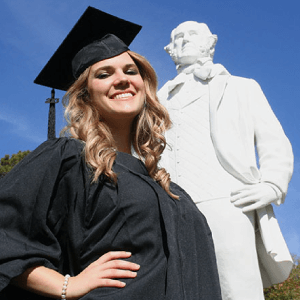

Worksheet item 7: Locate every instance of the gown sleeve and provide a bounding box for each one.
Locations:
[0,137,82,292]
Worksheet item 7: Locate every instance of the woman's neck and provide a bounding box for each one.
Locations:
[108,120,132,154]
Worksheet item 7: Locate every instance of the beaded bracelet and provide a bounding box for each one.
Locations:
[61,274,70,299]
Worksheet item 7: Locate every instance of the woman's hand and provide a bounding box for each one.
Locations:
[12,251,139,299]
[67,251,140,300]
[230,183,278,213]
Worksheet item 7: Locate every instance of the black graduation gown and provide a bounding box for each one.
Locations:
[0,138,221,299]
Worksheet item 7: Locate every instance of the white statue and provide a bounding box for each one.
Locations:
[158,21,294,300]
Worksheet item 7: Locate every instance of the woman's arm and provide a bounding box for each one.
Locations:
[12,251,140,300]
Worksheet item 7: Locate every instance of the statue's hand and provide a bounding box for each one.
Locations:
[230,183,279,213]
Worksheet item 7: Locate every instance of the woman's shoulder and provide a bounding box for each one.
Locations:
[5,138,85,178]
[30,137,84,161]
[37,137,84,152]
[0,138,87,197]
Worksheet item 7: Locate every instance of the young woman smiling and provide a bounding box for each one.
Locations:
[0,7,222,300]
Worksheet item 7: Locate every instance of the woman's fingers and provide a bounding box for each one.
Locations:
[91,251,140,273]
[97,251,132,263]
[86,251,140,277]
[66,251,140,299]
[93,278,127,288]
[98,259,140,272]
[95,267,138,279]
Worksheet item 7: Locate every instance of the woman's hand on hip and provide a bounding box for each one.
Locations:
[67,251,140,299]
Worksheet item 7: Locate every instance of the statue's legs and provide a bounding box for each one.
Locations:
[197,198,265,300]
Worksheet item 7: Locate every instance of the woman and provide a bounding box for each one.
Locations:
[0,7,222,300]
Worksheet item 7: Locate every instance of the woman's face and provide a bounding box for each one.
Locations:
[87,52,146,125]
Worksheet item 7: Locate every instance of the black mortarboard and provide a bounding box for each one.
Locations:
[34,6,142,91]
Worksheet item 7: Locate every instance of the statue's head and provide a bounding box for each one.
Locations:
[165,21,218,67]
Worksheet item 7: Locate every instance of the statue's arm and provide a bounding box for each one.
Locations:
[250,79,293,203]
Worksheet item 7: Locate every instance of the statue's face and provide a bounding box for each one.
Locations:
[172,22,212,65]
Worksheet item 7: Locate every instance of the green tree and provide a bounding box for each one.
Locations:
[264,254,300,299]
[0,150,31,178]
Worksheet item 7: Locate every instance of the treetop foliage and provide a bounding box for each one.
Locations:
[264,254,300,299]
[0,150,31,178]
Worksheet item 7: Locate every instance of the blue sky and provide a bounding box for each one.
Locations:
[0,0,299,256]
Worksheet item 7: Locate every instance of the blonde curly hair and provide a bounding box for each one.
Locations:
[61,50,178,199]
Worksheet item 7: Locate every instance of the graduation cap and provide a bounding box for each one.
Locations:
[34,6,141,140]
[34,6,142,91]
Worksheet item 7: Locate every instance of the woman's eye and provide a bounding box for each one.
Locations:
[97,73,110,79]
[126,69,138,75]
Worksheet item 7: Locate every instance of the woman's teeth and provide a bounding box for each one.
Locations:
[114,93,133,99]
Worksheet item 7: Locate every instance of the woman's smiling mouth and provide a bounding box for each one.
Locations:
[113,92,134,100]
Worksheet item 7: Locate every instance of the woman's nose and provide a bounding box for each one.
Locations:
[113,73,130,86]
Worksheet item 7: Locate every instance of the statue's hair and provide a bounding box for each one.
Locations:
[165,21,218,64]
[61,50,178,199]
